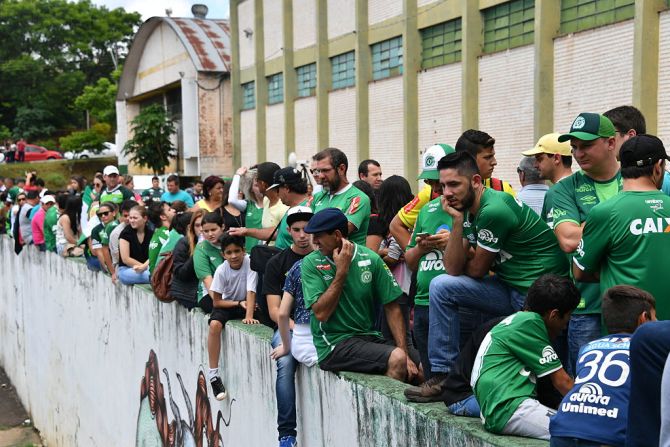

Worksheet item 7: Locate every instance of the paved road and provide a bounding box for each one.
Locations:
[0,367,42,447]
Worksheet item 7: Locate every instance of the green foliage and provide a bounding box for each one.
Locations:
[0,125,10,141]
[32,138,59,150]
[123,104,177,174]
[59,123,112,153]
[74,76,118,126]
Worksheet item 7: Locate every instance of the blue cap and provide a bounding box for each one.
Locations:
[304,208,348,234]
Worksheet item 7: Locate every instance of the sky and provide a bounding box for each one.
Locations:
[91,0,230,21]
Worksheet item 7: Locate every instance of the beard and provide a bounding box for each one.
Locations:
[324,175,341,193]
[455,184,476,211]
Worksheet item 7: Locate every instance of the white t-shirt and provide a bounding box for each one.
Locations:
[209,255,257,301]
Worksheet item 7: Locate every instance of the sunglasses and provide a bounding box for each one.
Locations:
[97,211,111,217]
[94,183,103,188]
[18,198,26,202]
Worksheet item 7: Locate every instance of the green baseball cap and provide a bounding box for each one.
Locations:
[418,144,455,180]
[558,113,616,142]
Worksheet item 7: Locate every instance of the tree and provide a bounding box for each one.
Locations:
[123,105,177,174]
[74,70,120,127]
[59,123,112,153]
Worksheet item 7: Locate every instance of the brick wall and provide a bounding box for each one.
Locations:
[198,75,233,177]
[241,110,257,167]
[293,0,316,50]
[294,97,318,162]
[658,11,670,146]
[264,0,284,61]
[238,0,255,69]
[369,77,405,178]
[327,0,355,40]
[265,104,285,165]
[328,88,358,182]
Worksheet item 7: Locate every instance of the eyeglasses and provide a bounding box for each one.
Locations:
[97,211,111,217]
[311,167,333,175]
[17,198,26,202]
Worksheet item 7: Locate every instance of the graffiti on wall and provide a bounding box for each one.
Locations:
[136,350,235,447]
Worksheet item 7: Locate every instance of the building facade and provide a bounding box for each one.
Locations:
[230,0,670,188]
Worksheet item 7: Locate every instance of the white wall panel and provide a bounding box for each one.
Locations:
[327,0,355,39]
[264,0,284,61]
[328,88,358,181]
[266,104,285,164]
[369,0,403,26]
[369,77,405,179]
[241,110,257,167]
[293,0,317,50]
[238,0,256,69]
[658,12,670,147]
[294,97,318,161]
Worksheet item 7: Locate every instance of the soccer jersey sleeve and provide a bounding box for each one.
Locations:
[193,243,212,280]
[90,224,104,250]
[373,254,403,305]
[397,185,432,228]
[572,203,610,273]
[301,256,327,309]
[474,198,517,252]
[502,181,517,197]
[551,178,581,227]
[508,316,563,377]
[345,193,371,230]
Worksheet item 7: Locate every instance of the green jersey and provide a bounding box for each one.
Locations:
[148,227,170,274]
[43,205,59,252]
[90,223,106,250]
[311,184,370,246]
[244,201,264,250]
[464,188,568,294]
[552,170,622,314]
[275,197,312,250]
[156,229,183,267]
[407,197,453,307]
[101,220,119,246]
[574,191,670,320]
[99,185,134,205]
[194,240,224,300]
[302,243,402,363]
[472,312,562,433]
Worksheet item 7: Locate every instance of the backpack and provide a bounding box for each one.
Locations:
[151,251,176,302]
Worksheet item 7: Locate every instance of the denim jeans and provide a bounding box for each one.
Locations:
[272,330,298,440]
[428,274,525,374]
[446,394,480,417]
[413,305,431,379]
[86,254,102,272]
[567,314,601,373]
[550,436,605,447]
[117,266,150,285]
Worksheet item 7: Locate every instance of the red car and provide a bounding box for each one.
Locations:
[24,144,63,161]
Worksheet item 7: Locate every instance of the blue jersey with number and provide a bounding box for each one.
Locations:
[550,334,631,447]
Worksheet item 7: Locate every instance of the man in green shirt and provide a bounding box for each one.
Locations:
[100,165,134,204]
[310,148,371,246]
[553,112,621,372]
[574,134,670,321]
[268,167,312,250]
[147,201,174,274]
[418,151,568,400]
[302,208,418,382]
[43,200,59,252]
[471,274,578,439]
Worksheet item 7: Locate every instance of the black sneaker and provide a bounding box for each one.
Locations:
[403,372,449,403]
[210,376,227,401]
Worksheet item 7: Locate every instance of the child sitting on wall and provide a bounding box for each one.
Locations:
[207,232,260,401]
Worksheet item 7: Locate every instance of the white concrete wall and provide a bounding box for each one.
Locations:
[264,0,284,61]
[369,77,405,179]
[0,238,526,447]
[266,104,285,164]
[294,97,318,161]
[328,88,358,182]
[238,0,256,69]
[134,22,196,97]
[327,0,355,39]
[479,45,535,190]
[293,0,317,50]
[658,11,670,146]
[554,20,634,134]
[241,110,258,167]
[369,0,403,26]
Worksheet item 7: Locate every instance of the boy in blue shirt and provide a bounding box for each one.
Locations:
[550,285,657,447]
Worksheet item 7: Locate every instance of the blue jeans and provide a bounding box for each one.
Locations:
[550,436,605,447]
[117,266,150,285]
[86,254,102,272]
[567,314,601,373]
[413,305,431,379]
[446,394,480,417]
[272,330,298,440]
[428,274,525,374]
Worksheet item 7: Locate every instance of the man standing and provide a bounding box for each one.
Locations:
[516,156,548,215]
[311,148,371,246]
[100,165,135,205]
[18,190,39,245]
[31,195,55,251]
[141,176,165,204]
[268,167,312,250]
[573,134,670,321]
[358,159,383,190]
[189,180,204,203]
[160,175,194,208]
[455,129,516,196]
[552,112,620,369]
[302,208,418,381]
[415,151,567,399]
[16,137,26,163]
[521,133,573,228]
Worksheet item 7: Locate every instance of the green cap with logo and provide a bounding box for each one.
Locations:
[418,143,455,180]
[558,112,616,143]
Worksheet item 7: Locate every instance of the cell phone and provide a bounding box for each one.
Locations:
[415,232,431,239]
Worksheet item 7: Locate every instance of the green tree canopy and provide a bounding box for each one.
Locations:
[123,104,177,175]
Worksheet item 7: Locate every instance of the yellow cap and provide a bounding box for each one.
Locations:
[522,133,572,157]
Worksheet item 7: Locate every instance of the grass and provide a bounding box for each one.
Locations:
[0,157,116,191]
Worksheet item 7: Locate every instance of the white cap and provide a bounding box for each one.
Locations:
[40,195,56,204]
[103,165,119,176]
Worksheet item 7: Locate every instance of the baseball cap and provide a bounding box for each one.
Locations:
[268,167,303,190]
[255,162,281,186]
[286,205,314,226]
[304,208,348,234]
[103,165,120,176]
[558,113,616,143]
[40,195,55,204]
[522,133,572,157]
[619,134,670,168]
[418,144,456,180]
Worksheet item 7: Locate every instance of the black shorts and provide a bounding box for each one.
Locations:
[208,305,247,325]
[319,335,397,374]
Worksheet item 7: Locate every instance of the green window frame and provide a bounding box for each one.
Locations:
[560,0,635,34]
[267,73,283,105]
[420,18,462,69]
[483,0,535,54]
[331,51,355,90]
[241,81,255,110]
[296,63,317,97]
[371,36,403,80]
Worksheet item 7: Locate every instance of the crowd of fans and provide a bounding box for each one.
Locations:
[2,104,670,447]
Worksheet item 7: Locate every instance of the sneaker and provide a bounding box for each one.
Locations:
[210,376,227,401]
[403,372,449,403]
[279,436,297,447]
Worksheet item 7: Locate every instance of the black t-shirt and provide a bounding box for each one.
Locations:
[119,225,154,267]
[367,214,386,237]
[215,206,245,230]
[262,247,305,297]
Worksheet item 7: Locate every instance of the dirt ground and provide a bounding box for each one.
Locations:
[0,368,42,447]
